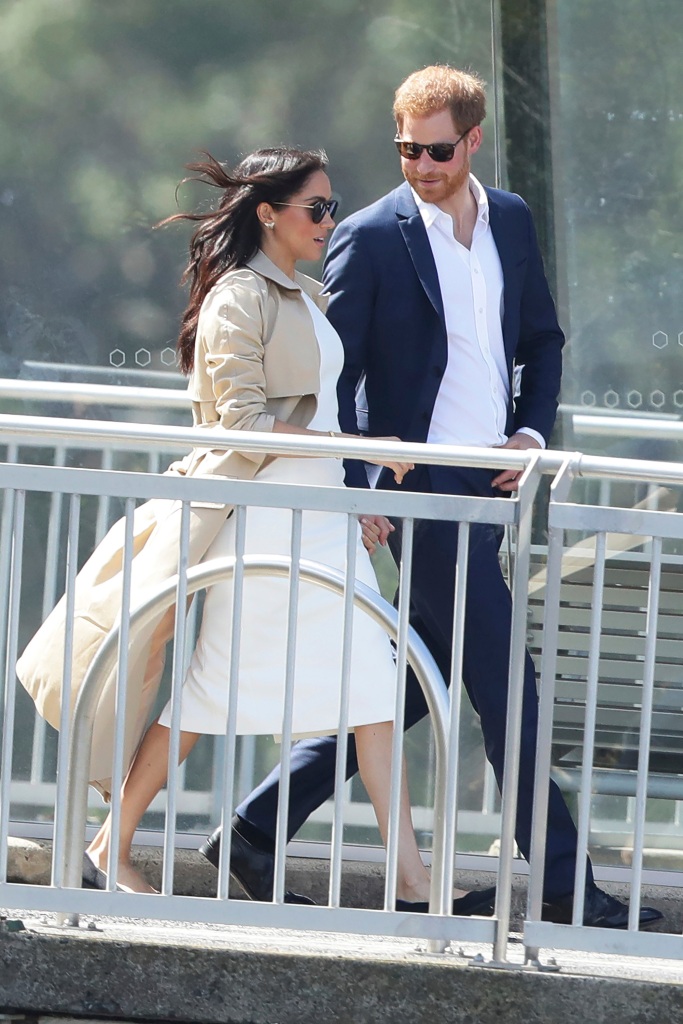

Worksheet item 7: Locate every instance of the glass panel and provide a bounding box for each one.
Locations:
[1,0,498,391]
[544,0,683,870]
[547,0,683,465]
[2,1,503,864]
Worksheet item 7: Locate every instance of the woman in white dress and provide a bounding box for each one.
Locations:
[83,148,485,912]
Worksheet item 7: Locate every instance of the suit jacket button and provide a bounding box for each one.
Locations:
[433,366,442,376]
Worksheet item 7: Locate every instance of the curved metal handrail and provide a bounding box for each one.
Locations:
[61,556,451,939]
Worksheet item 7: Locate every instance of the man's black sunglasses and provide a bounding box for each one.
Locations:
[272,199,339,224]
[393,129,471,162]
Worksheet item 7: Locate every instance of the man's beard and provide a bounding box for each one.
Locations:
[405,157,470,205]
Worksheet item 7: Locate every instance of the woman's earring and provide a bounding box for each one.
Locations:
[264,221,275,230]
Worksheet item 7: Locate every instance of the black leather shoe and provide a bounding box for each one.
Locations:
[396,886,496,916]
[542,884,663,929]
[199,826,316,905]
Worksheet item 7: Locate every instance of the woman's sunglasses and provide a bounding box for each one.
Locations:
[273,199,339,224]
[394,129,471,163]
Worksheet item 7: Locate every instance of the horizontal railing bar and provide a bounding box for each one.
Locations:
[0,463,518,524]
[573,413,683,439]
[0,378,187,410]
[19,363,186,387]
[3,411,683,486]
[0,882,496,941]
[524,920,683,958]
[551,767,683,800]
[0,412,540,470]
[549,502,683,540]
[577,453,683,485]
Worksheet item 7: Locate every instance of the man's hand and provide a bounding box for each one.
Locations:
[491,433,542,492]
[359,514,395,555]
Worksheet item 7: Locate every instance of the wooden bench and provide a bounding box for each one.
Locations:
[526,553,683,797]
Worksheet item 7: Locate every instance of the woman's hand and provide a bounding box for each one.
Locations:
[365,436,414,485]
[359,515,395,555]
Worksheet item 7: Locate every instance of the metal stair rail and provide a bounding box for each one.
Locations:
[60,555,455,950]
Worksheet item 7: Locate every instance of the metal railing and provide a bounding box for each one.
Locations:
[0,388,504,852]
[1,406,683,966]
[3,376,683,856]
[1,419,529,956]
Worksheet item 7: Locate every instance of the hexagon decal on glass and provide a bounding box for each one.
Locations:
[604,389,620,408]
[627,390,642,408]
[161,347,177,366]
[580,390,596,406]
[109,349,125,367]
[678,332,683,347]
[135,348,151,367]
[674,390,683,408]
[652,331,668,349]
[650,390,666,408]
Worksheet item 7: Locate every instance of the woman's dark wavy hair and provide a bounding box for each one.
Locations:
[161,147,328,374]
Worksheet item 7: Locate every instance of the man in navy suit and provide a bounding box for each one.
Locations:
[205,66,661,928]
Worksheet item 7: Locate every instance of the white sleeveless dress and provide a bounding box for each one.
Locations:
[158,292,397,737]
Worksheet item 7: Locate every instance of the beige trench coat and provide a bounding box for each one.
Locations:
[17,251,328,799]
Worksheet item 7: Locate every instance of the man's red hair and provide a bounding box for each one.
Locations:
[393,65,487,133]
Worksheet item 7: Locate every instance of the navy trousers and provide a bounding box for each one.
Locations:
[235,464,591,900]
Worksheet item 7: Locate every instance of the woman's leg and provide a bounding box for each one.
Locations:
[86,719,201,893]
[353,721,467,903]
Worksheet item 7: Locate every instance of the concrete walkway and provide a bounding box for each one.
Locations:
[2,907,683,1024]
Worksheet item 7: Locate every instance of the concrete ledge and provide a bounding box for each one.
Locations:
[2,923,683,1024]
[7,836,53,884]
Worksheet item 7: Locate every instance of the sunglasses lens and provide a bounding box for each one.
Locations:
[311,200,338,223]
[428,144,456,162]
[396,141,421,160]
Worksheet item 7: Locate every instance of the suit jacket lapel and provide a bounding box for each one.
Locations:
[394,183,445,322]
[486,192,515,358]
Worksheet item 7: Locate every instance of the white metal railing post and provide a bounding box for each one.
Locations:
[328,515,359,908]
[524,454,579,963]
[273,511,303,905]
[492,453,544,964]
[53,494,82,914]
[386,518,413,916]
[629,538,663,928]
[216,505,247,903]
[0,489,25,883]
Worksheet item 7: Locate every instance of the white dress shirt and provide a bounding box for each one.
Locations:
[414,176,545,450]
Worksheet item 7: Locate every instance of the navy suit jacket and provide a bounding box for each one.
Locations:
[322,180,564,489]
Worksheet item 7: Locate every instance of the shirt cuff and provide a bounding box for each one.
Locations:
[516,427,546,450]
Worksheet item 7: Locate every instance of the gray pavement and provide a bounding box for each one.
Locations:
[2,907,683,1024]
